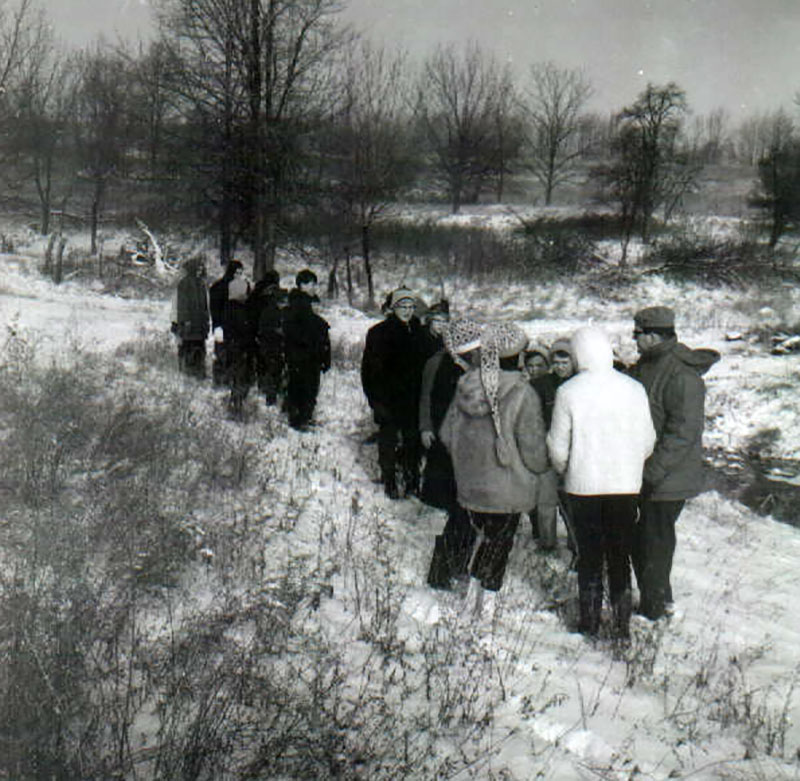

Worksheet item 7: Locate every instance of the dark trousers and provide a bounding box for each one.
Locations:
[427,504,476,588]
[469,511,520,592]
[420,440,457,510]
[212,341,231,386]
[257,349,284,404]
[633,499,684,619]
[227,340,254,413]
[286,363,321,429]
[569,494,638,635]
[178,339,206,379]
[378,421,420,493]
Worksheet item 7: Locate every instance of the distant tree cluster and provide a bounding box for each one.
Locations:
[0,0,798,279]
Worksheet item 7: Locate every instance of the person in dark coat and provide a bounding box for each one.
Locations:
[630,306,720,621]
[171,256,210,379]
[209,260,241,387]
[249,269,288,405]
[361,287,428,499]
[220,260,253,419]
[283,269,331,430]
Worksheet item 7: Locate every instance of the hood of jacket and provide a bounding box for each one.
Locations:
[642,338,720,376]
[571,326,614,373]
[455,368,520,417]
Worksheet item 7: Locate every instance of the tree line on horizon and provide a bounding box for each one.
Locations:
[0,0,799,289]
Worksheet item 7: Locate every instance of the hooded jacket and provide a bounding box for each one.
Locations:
[439,368,548,513]
[632,337,720,500]
[547,327,656,496]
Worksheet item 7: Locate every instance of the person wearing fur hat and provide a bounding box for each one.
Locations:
[283,269,331,430]
[171,256,210,379]
[547,327,656,640]
[361,287,428,498]
[630,306,720,621]
[439,321,549,620]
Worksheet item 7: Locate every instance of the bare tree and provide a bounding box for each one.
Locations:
[416,42,510,213]
[74,47,131,255]
[598,82,695,259]
[522,61,592,205]
[158,0,347,279]
[327,42,415,307]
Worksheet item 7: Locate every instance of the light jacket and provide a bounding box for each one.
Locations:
[547,327,656,496]
[440,368,548,513]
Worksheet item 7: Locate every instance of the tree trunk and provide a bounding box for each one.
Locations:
[90,178,105,256]
[361,223,375,308]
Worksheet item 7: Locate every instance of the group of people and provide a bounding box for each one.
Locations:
[361,288,719,641]
[171,258,331,429]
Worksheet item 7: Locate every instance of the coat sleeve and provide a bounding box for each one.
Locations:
[439,398,456,454]
[360,327,382,407]
[644,370,704,487]
[419,352,443,433]
[515,385,549,474]
[320,318,331,371]
[546,387,572,475]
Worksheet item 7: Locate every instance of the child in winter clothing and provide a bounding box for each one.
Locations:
[440,321,549,619]
[547,327,656,640]
[283,269,331,430]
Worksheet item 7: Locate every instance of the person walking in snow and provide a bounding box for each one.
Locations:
[630,306,720,621]
[249,269,288,406]
[171,256,210,379]
[361,287,428,499]
[547,327,656,640]
[440,321,549,620]
[282,269,331,430]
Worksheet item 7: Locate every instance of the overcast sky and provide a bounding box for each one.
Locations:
[49,0,800,121]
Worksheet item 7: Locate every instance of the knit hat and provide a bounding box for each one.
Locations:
[425,299,450,321]
[389,287,416,308]
[549,337,572,359]
[634,306,675,330]
[296,268,317,287]
[524,342,550,366]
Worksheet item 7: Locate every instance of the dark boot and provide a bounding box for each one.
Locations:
[383,477,399,500]
[427,535,451,589]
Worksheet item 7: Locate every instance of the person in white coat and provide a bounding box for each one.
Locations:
[547,327,656,640]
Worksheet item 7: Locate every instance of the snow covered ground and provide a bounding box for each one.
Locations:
[2,221,800,779]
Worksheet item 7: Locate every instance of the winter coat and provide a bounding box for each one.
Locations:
[173,274,209,341]
[361,313,428,427]
[250,283,287,356]
[531,372,567,430]
[419,350,464,435]
[547,328,656,496]
[439,368,549,514]
[632,337,720,501]
[283,289,331,373]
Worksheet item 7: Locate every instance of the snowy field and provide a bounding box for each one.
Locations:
[2,215,800,779]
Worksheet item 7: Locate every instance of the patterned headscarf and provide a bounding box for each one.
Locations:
[445,319,527,466]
